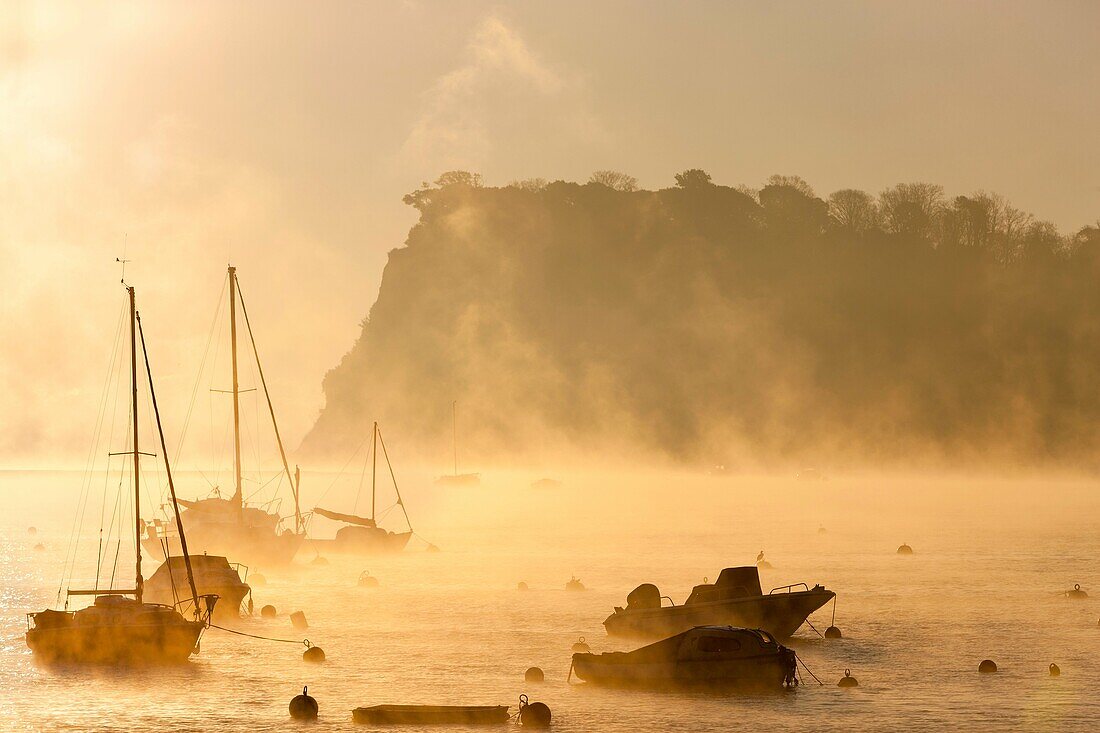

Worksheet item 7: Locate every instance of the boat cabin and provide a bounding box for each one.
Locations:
[685,567,763,604]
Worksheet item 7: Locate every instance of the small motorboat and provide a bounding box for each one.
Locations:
[352,705,510,724]
[145,555,249,622]
[571,626,797,689]
[603,566,834,639]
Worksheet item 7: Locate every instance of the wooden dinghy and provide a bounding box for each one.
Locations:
[352,705,510,725]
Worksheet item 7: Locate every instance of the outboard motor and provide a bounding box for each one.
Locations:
[625,583,661,611]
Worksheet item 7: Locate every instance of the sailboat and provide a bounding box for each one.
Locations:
[314,422,413,553]
[435,401,480,486]
[142,265,305,565]
[26,286,217,664]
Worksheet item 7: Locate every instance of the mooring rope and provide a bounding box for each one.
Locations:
[804,617,826,639]
[795,654,824,686]
[209,623,310,646]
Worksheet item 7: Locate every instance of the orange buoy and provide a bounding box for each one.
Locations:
[979,659,997,674]
[837,669,858,687]
[289,686,318,719]
[571,636,590,653]
[261,604,277,619]
[524,666,544,682]
[303,645,326,663]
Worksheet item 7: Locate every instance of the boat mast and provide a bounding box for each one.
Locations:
[228,265,243,520]
[371,422,378,521]
[137,312,201,615]
[129,286,144,604]
[452,400,458,476]
[234,270,301,534]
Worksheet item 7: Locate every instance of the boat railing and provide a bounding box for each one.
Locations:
[660,595,677,607]
[768,582,810,594]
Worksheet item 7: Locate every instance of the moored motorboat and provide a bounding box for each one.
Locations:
[603,566,834,639]
[571,626,797,689]
[145,555,250,622]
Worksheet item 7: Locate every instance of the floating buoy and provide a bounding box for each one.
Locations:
[289,685,318,720]
[518,695,551,728]
[27,526,37,536]
[897,543,914,555]
[756,560,773,569]
[426,543,441,553]
[837,668,858,687]
[303,644,326,663]
[517,581,529,591]
[310,555,329,566]
[525,666,544,682]
[1066,584,1088,599]
[818,526,827,534]
[978,659,997,674]
[358,571,379,588]
[250,572,267,587]
[33,543,45,551]
[565,576,585,591]
[571,636,590,653]
[1049,663,1060,677]
[825,626,843,639]
[290,611,308,630]
[261,604,277,619]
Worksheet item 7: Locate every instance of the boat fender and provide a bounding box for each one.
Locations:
[525,667,544,682]
[289,685,319,720]
[978,659,997,674]
[291,611,308,630]
[261,604,277,619]
[247,597,254,615]
[250,572,267,587]
[303,642,326,663]
[1049,663,1060,677]
[518,695,551,728]
[571,636,590,653]
[824,626,843,639]
[837,669,858,687]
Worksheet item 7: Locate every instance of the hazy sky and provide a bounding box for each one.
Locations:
[2,0,1098,464]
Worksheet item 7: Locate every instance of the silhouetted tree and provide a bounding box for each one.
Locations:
[589,170,638,191]
[879,183,944,241]
[674,169,713,188]
[827,189,880,232]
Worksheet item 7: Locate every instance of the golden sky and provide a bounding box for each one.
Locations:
[1,0,1098,463]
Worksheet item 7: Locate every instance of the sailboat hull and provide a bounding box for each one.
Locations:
[26,598,204,665]
[331,527,413,554]
[145,522,304,566]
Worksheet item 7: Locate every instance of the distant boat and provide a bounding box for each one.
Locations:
[26,285,216,664]
[143,266,306,566]
[530,478,561,489]
[353,706,510,725]
[603,566,834,640]
[145,555,250,622]
[435,401,480,486]
[571,626,797,689]
[314,421,413,554]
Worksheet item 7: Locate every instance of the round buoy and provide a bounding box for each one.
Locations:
[28,526,37,536]
[1049,663,1060,677]
[818,526,826,534]
[303,645,326,663]
[426,543,441,553]
[358,571,379,588]
[825,625,843,639]
[518,698,551,728]
[289,686,318,720]
[571,636,590,653]
[250,572,267,587]
[310,555,329,566]
[837,668,858,687]
[897,543,914,555]
[517,581,529,591]
[978,659,997,674]
[290,611,308,630]
[565,576,585,591]
[1067,584,1088,599]
[525,666,545,682]
[33,543,45,551]
[261,604,277,619]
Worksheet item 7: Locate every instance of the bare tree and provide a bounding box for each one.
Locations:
[510,178,548,192]
[435,170,483,187]
[589,170,638,192]
[878,183,944,239]
[766,174,815,198]
[827,189,880,232]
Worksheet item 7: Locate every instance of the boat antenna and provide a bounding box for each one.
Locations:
[228,265,244,521]
[128,285,144,604]
[233,269,301,534]
[137,311,201,616]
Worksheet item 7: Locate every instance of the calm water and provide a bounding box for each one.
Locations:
[2,469,1099,731]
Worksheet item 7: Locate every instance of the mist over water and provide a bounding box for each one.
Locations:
[4,468,1099,731]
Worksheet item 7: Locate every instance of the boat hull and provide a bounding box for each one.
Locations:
[144,523,304,567]
[331,526,413,554]
[572,651,792,690]
[27,610,203,665]
[604,589,834,640]
[144,556,250,622]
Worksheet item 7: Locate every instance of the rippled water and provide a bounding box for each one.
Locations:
[3,469,1099,731]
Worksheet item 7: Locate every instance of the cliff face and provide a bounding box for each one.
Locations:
[302,178,1100,469]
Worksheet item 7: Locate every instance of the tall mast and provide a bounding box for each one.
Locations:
[452,400,458,476]
[234,271,301,534]
[129,286,143,603]
[137,313,200,615]
[371,422,378,521]
[228,265,243,518]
